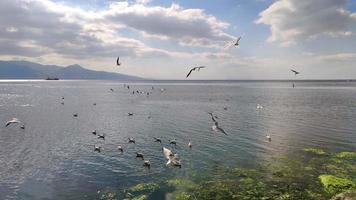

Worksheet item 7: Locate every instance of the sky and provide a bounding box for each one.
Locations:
[0,0,355,79]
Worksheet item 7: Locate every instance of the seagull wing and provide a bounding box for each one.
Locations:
[117,56,120,66]
[216,125,228,135]
[224,40,235,49]
[208,112,217,122]
[186,68,195,78]
[236,36,241,43]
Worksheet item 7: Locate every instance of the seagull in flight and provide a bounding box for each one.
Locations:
[208,112,227,135]
[5,118,21,127]
[186,66,206,78]
[291,69,300,76]
[162,147,181,168]
[225,36,242,49]
[116,56,121,66]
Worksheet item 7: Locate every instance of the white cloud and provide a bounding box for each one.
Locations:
[256,0,356,46]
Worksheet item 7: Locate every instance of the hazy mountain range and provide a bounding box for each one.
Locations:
[0,60,142,80]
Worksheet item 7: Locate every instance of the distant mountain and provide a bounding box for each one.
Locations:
[0,60,143,80]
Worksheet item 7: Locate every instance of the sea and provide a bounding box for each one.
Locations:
[0,80,355,199]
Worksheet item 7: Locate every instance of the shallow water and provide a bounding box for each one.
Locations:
[0,80,355,199]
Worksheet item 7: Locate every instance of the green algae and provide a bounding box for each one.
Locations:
[319,175,356,194]
[132,194,148,200]
[304,147,326,155]
[110,149,356,200]
[128,183,159,193]
[335,152,356,159]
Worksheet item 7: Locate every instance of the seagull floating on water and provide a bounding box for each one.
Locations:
[257,104,263,109]
[128,138,135,143]
[97,134,105,140]
[266,134,271,142]
[136,152,144,160]
[118,145,123,152]
[73,113,78,117]
[128,112,134,116]
[110,88,114,92]
[186,66,206,78]
[94,145,101,152]
[143,160,151,168]
[154,137,162,143]
[5,118,21,127]
[169,139,177,146]
[188,140,192,148]
[208,112,228,135]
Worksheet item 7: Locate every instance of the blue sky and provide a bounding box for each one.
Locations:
[0,0,355,79]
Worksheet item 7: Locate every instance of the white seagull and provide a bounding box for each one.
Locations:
[225,36,241,49]
[162,147,181,167]
[257,104,263,109]
[5,118,21,127]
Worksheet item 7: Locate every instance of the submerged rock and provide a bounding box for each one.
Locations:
[331,192,356,200]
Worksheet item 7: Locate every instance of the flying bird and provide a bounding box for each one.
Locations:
[5,118,21,127]
[116,56,121,66]
[186,66,206,78]
[208,112,228,135]
[291,69,300,76]
[162,147,181,168]
[225,36,242,49]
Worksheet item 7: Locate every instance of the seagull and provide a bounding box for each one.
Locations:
[128,113,134,116]
[5,118,21,127]
[266,134,271,142]
[153,137,162,143]
[291,69,300,76]
[186,66,206,78]
[188,140,192,148]
[208,112,227,135]
[62,96,64,100]
[136,152,144,160]
[163,147,181,168]
[93,103,96,106]
[143,160,151,168]
[94,145,101,152]
[169,139,177,146]
[116,56,121,66]
[73,113,78,117]
[223,106,228,111]
[110,88,114,92]
[97,134,105,140]
[20,125,25,129]
[225,36,241,49]
[128,138,135,143]
[61,102,64,105]
[118,145,123,152]
[257,104,263,109]
[92,130,97,135]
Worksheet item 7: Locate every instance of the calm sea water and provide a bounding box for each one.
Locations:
[0,80,355,199]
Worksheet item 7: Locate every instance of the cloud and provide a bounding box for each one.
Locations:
[0,0,233,64]
[104,2,234,47]
[256,0,356,46]
[316,53,356,63]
